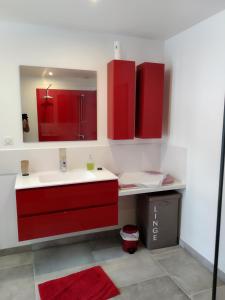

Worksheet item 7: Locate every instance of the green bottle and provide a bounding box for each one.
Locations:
[87,155,95,171]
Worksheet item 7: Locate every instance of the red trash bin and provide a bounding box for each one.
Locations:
[120,225,139,254]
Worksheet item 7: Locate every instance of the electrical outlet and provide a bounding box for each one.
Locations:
[3,136,14,146]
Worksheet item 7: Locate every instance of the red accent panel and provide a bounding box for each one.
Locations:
[16,180,118,217]
[36,89,97,141]
[136,62,165,139]
[18,204,118,241]
[107,60,136,140]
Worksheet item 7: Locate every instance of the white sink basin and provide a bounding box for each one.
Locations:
[15,168,118,190]
[38,169,96,184]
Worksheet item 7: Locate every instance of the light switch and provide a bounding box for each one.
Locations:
[3,136,14,146]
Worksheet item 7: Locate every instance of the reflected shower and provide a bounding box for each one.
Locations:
[43,84,53,99]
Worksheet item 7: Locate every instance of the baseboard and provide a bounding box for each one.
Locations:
[180,239,225,282]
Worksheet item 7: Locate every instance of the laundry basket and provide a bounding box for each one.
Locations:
[120,225,139,254]
[137,191,181,250]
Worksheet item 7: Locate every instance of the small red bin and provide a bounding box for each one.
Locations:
[120,225,139,254]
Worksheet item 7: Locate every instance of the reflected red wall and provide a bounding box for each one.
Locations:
[36,89,97,141]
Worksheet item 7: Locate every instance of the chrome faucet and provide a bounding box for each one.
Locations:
[59,148,67,172]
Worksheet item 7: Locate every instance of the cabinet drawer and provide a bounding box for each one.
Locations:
[17,204,118,241]
[16,180,118,217]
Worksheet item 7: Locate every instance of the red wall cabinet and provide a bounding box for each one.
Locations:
[107,60,136,140]
[16,180,118,241]
[136,62,165,139]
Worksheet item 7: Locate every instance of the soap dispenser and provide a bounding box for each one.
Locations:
[86,155,95,171]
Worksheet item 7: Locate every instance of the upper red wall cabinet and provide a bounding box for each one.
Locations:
[107,60,136,140]
[136,62,165,139]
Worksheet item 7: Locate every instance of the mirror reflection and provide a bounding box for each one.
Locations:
[20,66,97,142]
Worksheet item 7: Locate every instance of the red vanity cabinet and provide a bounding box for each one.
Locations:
[136,62,165,139]
[16,180,118,241]
[107,59,136,140]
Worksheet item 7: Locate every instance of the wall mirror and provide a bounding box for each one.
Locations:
[20,66,97,142]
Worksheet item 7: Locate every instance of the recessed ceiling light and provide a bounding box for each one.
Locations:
[48,71,53,76]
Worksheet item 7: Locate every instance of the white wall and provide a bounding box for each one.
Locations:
[0,143,164,249]
[165,10,225,271]
[0,175,18,249]
[0,21,164,148]
[0,21,167,249]
[0,143,187,249]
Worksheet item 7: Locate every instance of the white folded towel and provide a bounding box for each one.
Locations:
[118,171,165,187]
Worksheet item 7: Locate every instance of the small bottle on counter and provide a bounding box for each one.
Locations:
[86,155,95,171]
[21,160,29,176]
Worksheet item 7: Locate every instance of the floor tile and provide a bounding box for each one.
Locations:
[192,286,225,300]
[150,245,181,256]
[89,236,128,262]
[92,246,128,262]
[0,264,35,300]
[111,276,190,300]
[33,242,94,277]
[88,236,122,251]
[102,248,166,288]
[1,238,222,300]
[155,248,223,296]
[0,252,33,270]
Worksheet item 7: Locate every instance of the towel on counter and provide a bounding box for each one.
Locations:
[38,266,120,300]
[118,171,166,187]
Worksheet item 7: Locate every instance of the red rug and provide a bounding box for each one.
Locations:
[38,266,120,300]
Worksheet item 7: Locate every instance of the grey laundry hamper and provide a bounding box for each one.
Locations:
[137,191,182,250]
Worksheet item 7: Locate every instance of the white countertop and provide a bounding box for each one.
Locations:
[15,168,118,190]
[15,168,186,196]
[119,181,186,196]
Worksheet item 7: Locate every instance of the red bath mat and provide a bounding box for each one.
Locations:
[38,266,120,300]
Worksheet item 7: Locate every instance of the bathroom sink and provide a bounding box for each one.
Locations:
[38,169,96,184]
[15,168,118,190]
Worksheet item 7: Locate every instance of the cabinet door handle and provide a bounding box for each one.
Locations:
[78,134,85,140]
[80,94,85,121]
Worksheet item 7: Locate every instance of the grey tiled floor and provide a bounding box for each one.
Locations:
[0,238,224,300]
[33,242,94,276]
[0,264,35,300]
[192,286,225,300]
[111,276,190,300]
[153,247,224,296]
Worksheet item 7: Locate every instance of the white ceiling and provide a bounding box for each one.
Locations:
[0,0,225,39]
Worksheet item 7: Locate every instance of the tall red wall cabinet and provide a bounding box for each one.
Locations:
[136,62,165,139]
[107,60,136,139]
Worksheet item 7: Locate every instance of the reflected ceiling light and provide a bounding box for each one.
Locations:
[48,71,53,76]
